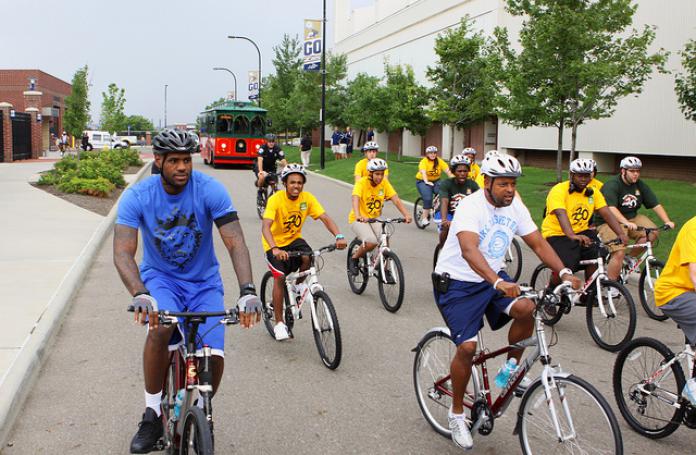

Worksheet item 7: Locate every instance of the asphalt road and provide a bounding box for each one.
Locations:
[5,157,696,454]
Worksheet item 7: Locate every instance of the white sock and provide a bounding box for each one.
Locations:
[449,406,465,417]
[145,390,162,417]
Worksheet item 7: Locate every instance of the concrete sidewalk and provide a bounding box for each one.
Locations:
[0,152,150,445]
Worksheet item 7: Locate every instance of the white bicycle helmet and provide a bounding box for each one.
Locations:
[480,153,522,178]
[425,145,438,154]
[484,149,501,159]
[450,154,472,169]
[462,147,477,156]
[366,158,388,172]
[620,156,642,170]
[569,158,595,174]
[280,163,306,181]
[362,141,379,152]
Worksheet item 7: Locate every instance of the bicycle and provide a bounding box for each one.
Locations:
[255,172,278,220]
[529,239,637,352]
[613,335,696,439]
[346,218,406,312]
[609,224,672,321]
[260,244,342,369]
[414,193,440,229]
[127,306,240,454]
[413,284,624,453]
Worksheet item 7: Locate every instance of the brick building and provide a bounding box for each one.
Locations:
[0,70,72,151]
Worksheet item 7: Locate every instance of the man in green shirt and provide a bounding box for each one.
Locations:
[598,156,676,279]
[436,154,480,246]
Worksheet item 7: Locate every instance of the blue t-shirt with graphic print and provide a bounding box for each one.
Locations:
[116,171,236,283]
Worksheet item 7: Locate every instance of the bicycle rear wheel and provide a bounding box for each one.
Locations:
[504,237,523,282]
[638,260,668,321]
[518,374,623,454]
[311,291,342,370]
[529,264,564,326]
[414,197,428,229]
[377,251,405,312]
[346,238,369,294]
[586,279,636,352]
[413,330,457,437]
[161,353,180,453]
[613,337,685,439]
[180,407,213,455]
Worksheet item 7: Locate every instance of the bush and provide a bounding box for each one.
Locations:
[55,156,79,174]
[57,176,115,197]
[37,170,60,185]
[100,148,143,169]
[78,150,101,160]
[77,159,126,187]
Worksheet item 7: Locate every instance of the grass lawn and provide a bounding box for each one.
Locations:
[283,145,695,259]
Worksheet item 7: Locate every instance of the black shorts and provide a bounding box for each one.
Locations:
[546,229,600,272]
[265,238,312,278]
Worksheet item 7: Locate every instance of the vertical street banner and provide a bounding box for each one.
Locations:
[303,19,322,72]
[248,70,259,100]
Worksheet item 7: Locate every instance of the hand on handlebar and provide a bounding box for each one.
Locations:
[561,274,582,290]
[665,221,675,230]
[570,234,592,247]
[356,216,368,223]
[335,238,348,250]
[272,247,289,261]
[496,281,521,298]
[618,232,630,246]
[132,293,159,329]
[403,215,413,224]
[623,222,638,231]
[236,294,262,328]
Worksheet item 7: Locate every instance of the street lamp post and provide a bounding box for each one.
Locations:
[320,0,327,169]
[227,35,262,107]
[164,84,168,129]
[212,67,238,100]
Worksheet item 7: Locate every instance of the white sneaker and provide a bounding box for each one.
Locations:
[603,287,621,299]
[274,322,289,341]
[448,408,473,450]
[682,378,696,405]
[420,216,430,226]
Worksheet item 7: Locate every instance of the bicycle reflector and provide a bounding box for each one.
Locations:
[186,357,197,388]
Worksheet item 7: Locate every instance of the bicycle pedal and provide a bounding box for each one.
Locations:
[152,439,166,451]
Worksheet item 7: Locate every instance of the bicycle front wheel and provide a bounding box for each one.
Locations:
[529,264,564,326]
[180,407,213,455]
[518,374,623,454]
[311,291,342,370]
[586,279,637,352]
[413,330,457,437]
[414,197,427,229]
[346,238,369,294]
[256,188,267,220]
[505,237,523,282]
[638,260,668,321]
[260,271,292,338]
[613,337,685,439]
[377,251,405,312]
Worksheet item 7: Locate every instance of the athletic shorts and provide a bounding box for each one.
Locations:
[433,212,453,233]
[546,229,600,272]
[143,273,225,357]
[597,214,657,252]
[436,271,514,346]
[659,292,696,345]
[350,221,380,244]
[265,238,312,278]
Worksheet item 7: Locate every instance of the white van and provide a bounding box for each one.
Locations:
[83,131,129,150]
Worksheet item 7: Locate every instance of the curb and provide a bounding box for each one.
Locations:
[0,160,153,447]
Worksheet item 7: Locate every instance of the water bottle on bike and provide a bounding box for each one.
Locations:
[494,358,518,388]
[173,389,185,421]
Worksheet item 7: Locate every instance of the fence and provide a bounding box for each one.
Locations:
[11,112,31,160]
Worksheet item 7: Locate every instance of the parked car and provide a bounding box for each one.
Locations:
[83,131,129,150]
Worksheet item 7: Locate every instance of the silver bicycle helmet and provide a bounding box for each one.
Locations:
[480,153,522,178]
[425,145,438,154]
[366,158,388,172]
[462,147,477,156]
[362,141,379,152]
[280,163,306,182]
[449,154,472,170]
[620,156,642,170]
[569,158,595,174]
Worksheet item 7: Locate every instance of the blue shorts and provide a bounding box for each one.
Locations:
[144,274,226,357]
[433,212,453,232]
[436,271,514,346]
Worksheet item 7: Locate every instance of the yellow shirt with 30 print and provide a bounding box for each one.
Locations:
[415,157,448,182]
[348,176,397,223]
[655,216,696,306]
[541,181,607,238]
[262,191,325,251]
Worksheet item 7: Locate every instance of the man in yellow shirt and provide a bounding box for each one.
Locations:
[541,159,627,285]
[262,164,347,340]
[354,141,389,183]
[654,215,696,403]
[348,158,411,273]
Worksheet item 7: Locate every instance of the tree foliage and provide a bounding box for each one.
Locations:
[494,0,666,181]
[344,73,389,132]
[63,65,91,137]
[205,97,226,110]
[125,115,154,132]
[383,63,430,157]
[264,34,303,133]
[100,83,127,132]
[675,39,696,123]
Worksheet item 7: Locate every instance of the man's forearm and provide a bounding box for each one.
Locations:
[440,198,449,221]
[652,205,670,224]
[219,221,254,289]
[114,253,147,296]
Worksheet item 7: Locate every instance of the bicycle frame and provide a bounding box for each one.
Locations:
[635,344,695,410]
[576,255,618,318]
[282,260,327,333]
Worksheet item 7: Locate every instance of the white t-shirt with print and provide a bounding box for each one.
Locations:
[435,190,537,283]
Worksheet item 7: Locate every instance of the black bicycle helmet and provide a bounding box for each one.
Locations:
[265,133,277,142]
[152,129,198,154]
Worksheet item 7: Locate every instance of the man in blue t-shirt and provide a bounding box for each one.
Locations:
[114,129,262,454]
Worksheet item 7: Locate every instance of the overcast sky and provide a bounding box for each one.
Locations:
[1,0,375,127]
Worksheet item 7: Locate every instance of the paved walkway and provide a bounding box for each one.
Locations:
[0,150,149,445]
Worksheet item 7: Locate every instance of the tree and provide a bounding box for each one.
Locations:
[264,34,303,137]
[383,63,431,159]
[205,97,226,110]
[63,65,91,138]
[427,17,499,158]
[100,83,127,132]
[125,115,155,132]
[675,39,696,122]
[494,0,667,181]
[344,73,390,143]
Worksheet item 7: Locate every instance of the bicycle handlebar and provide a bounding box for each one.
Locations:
[625,224,671,233]
[127,306,240,325]
[365,217,406,224]
[285,244,337,257]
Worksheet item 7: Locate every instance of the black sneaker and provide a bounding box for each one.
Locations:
[348,256,359,276]
[130,407,163,454]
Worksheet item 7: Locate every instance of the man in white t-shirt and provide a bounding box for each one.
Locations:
[434,153,580,451]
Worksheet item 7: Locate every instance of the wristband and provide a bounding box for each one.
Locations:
[335,234,345,240]
[134,290,150,297]
[239,283,256,297]
[559,268,573,279]
[492,278,504,290]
